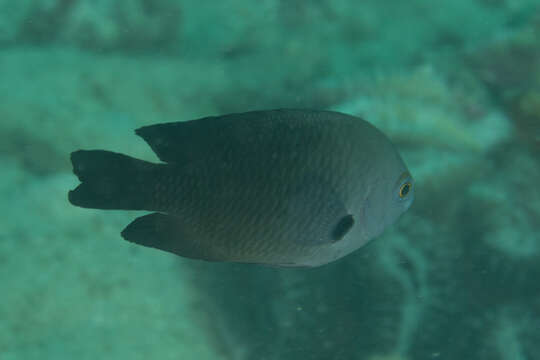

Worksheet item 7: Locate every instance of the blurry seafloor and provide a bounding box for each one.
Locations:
[1,1,539,360]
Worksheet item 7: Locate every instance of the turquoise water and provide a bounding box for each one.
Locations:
[1,1,539,359]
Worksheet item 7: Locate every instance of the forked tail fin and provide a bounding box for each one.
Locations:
[68,150,157,210]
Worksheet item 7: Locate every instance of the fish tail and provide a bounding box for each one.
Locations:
[68,150,158,210]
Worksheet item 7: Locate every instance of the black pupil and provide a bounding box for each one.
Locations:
[401,183,410,196]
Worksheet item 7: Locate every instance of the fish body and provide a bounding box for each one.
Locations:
[69,109,414,267]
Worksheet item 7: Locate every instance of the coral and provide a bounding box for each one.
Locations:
[469,26,540,152]
[2,1,540,359]
[0,0,183,51]
[369,355,407,360]
[189,60,539,360]
[0,47,228,173]
[491,306,540,360]
[335,66,511,154]
[0,159,223,359]
[63,0,183,51]
[0,0,33,44]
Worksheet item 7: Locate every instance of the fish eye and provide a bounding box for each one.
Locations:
[399,182,412,198]
[395,171,413,201]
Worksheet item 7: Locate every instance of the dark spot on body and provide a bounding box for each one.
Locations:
[332,214,354,242]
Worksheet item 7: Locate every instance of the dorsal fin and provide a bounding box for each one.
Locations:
[134,109,352,164]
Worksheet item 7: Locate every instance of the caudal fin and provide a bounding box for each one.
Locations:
[68,150,157,210]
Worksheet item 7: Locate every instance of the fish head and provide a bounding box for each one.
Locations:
[361,165,414,241]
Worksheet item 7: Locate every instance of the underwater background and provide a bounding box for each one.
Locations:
[1,1,539,359]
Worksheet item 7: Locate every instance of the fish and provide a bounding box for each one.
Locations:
[68,109,414,267]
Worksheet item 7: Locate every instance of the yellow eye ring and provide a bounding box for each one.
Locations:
[399,182,412,198]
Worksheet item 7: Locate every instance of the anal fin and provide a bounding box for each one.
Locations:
[121,213,220,262]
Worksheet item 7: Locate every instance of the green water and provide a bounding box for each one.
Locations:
[1,1,539,359]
